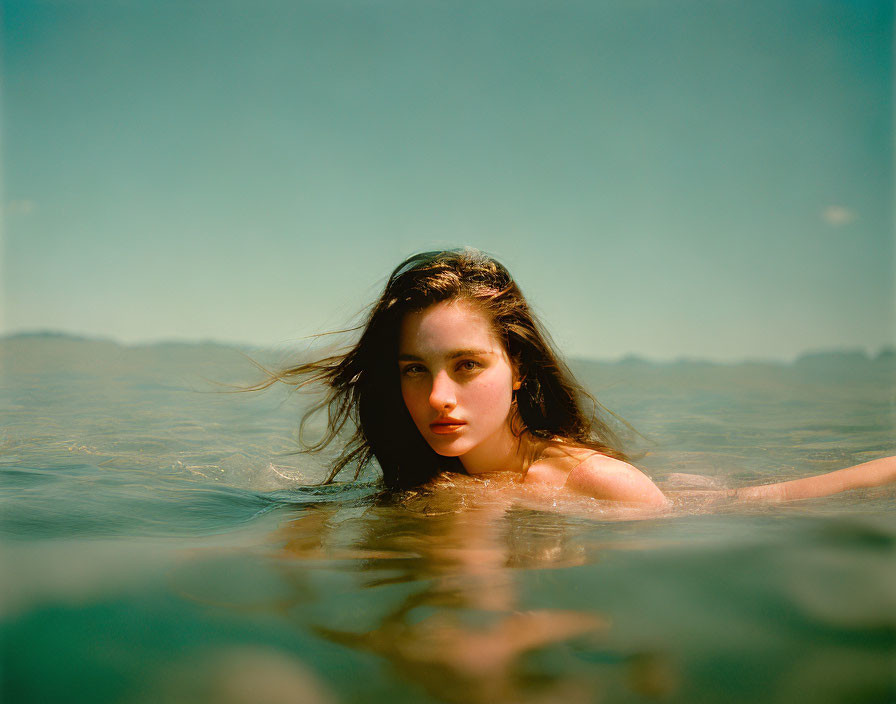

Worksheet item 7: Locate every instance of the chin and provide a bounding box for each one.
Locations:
[424,436,472,458]
[428,444,467,458]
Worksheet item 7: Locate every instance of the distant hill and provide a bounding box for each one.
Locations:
[2,331,893,375]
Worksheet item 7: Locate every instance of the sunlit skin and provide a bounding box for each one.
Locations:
[398,299,896,507]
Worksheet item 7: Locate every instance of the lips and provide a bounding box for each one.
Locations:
[429,418,466,435]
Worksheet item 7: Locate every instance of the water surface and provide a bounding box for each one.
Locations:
[2,336,894,703]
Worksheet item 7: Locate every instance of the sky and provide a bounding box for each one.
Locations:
[2,0,893,361]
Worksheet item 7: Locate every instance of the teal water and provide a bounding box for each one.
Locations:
[2,335,894,703]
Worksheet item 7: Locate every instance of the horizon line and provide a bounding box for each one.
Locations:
[2,328,894,368]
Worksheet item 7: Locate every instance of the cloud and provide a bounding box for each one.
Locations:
[821,205,855,226]
[5,200,37,216]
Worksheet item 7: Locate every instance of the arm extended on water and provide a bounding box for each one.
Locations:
[735,455,896,502]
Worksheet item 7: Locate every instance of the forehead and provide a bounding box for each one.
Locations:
[398,300,503,354]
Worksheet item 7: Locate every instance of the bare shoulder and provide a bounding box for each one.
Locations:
[568,454,669,505]
[526,447,669,506]
[523,445,594,488]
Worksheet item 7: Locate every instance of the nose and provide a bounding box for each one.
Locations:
[428,370,457,412]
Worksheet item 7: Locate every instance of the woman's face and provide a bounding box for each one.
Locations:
[398,300,519,461]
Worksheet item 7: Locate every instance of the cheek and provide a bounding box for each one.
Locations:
[400,382,425,419]
[467,376,513,416]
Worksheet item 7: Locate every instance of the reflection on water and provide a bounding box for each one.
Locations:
[282,492,608,703]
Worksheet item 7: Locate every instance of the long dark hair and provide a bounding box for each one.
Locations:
[253,248,628,489]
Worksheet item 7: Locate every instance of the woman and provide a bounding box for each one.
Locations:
[257,248,895,505]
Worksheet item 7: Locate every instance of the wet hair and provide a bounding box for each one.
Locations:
[256,248,629,489]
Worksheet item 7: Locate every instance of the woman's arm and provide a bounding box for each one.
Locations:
[735,455,896,502]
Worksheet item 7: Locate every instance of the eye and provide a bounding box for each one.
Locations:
[400,363,426,377]
[456,359,482,373]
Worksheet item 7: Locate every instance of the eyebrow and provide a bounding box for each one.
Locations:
[398,349,494,362]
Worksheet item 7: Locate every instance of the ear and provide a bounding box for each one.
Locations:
[512,378,522,391]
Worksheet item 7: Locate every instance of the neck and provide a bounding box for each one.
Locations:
[458,427,538,477]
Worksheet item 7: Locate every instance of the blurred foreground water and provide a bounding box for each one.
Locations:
[1,334,894,703]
